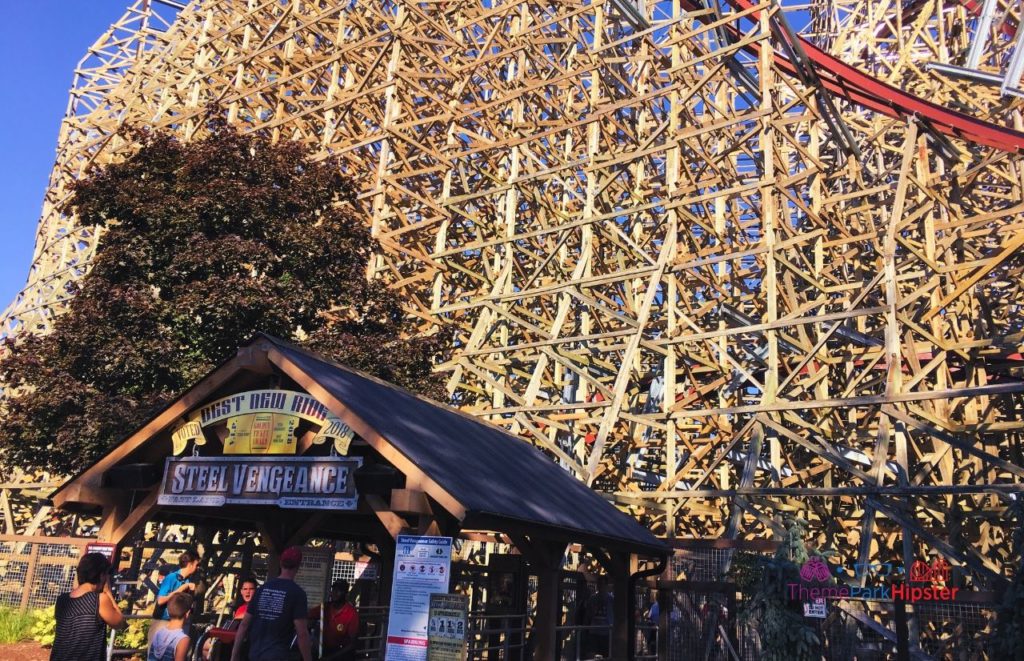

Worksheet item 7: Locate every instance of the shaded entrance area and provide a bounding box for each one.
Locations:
[51,334,667,659]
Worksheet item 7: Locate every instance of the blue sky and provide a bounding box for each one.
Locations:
[0,2,131,315]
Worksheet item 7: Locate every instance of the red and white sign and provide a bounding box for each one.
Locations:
[85,542,117,561]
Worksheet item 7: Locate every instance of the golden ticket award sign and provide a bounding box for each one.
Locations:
[224,413,298,454]
[157,456,361,509]
[427,593,469,661]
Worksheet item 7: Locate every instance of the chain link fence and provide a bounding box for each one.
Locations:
[654,580,1002,661]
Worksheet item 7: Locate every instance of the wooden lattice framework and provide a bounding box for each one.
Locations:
[4,0,1024,588]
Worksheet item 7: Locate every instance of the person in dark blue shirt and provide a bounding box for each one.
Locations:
[231,546,311,661]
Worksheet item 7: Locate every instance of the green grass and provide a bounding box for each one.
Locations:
[0,607,35,644]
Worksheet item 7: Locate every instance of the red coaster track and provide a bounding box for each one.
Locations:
[682,0,1024,152]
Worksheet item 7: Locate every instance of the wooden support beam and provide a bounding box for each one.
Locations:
[510,535,566,661]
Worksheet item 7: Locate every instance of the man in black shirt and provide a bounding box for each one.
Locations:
[231,547,311,661]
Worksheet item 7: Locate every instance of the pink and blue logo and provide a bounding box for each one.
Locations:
[789,557,962,603]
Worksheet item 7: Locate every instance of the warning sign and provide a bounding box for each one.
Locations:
[803,598,827,618]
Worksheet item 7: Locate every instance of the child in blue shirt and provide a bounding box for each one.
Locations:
[148,593,192,661]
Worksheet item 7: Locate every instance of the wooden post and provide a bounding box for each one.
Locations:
[894,596,910,661]
[374,534,397,611]
[20,543,40,612]
[533,551,562,661]
[610,553,635,660]
[259,520,286,578]
[657,585,670,660]
[512,537,566,661]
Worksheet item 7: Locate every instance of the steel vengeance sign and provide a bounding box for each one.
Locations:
[157,456,361,509]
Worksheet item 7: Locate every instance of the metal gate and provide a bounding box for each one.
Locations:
[655,581,742,661]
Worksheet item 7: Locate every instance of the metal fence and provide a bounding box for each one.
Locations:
[0,534,92,611]
[654,579,1002,661]
[655,581,745,661]
[913,599,997,659]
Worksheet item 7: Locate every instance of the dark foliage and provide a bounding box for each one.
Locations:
[732,517,825,661]
[994,501,1024,659]
[0,123,448,474]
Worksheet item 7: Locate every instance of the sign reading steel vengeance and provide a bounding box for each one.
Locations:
[157,456,362,510]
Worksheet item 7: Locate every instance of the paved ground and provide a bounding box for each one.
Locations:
[0,642,48,661]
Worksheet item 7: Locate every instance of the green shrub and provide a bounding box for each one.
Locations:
[0,607,35,644]
[114,616,148,652]
[29,606,55,647]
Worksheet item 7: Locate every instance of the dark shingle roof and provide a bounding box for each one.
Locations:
[266,335,666,555]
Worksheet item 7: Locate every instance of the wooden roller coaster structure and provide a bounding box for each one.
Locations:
[4,0,1024,590]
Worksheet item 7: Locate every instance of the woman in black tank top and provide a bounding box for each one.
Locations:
[51,591,105,661]
[51,552,128,661]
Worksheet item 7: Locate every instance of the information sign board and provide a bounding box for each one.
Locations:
[354,560,379,581]
[427,593,469,661]
[385,535,453,661]
[85,542,117,562]
[295,545,335,608]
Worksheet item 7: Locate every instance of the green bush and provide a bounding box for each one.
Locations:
[0,606,35,644]
[29,606,55,647]
[114,616,148,652]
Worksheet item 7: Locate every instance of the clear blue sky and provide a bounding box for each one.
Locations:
[0,2,131,314]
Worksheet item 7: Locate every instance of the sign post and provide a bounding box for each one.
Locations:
[294,546,334,610]
[428,593,469,661]
[294,545,335,659]
[385,535,453,661]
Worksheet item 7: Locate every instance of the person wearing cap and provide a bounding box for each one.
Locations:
[308,579,359,661]
[231,546,311,661]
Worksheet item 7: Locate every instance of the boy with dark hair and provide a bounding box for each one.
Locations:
[148,593,193,661]
[150,548,202,642]
[231,546,311,661]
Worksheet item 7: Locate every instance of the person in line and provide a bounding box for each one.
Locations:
[233,577,258,620]
[202,576,259,660]
[231,546,312,661]
[579,575,614,659]
[148,593,193,661]
[151,548,202,643]
[309,579,359,661]
[51,551,128,661]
